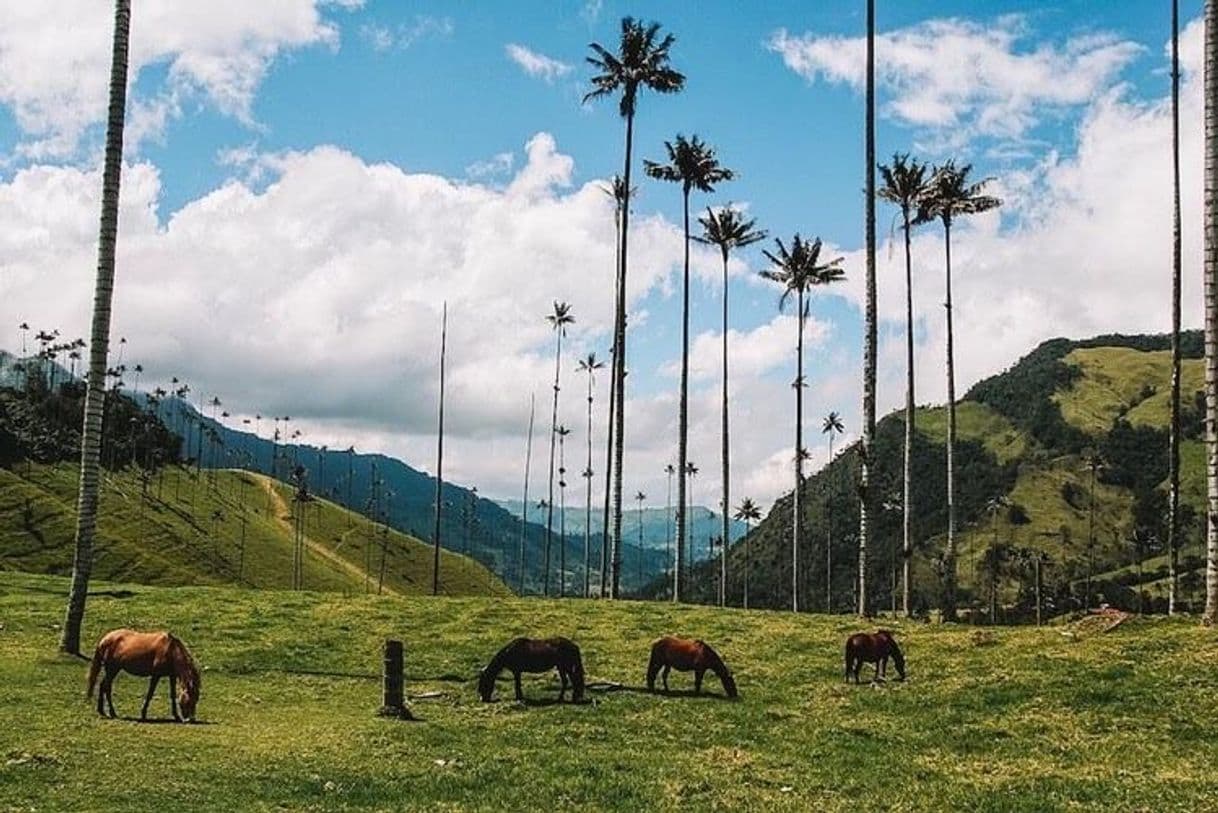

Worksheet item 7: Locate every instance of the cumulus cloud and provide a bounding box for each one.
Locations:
[359,15,453,52]
[768,15,1143,150]
[0,0,361,157]
[505,44,572,83]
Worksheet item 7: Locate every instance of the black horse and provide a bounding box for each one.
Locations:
[477,637,585,702]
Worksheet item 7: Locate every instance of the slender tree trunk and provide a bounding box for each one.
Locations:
[1202,0,1218,624]
[665,468,673,599]
[611,113,635,600]
[600,213,620,598]
[559,432,567,597]
[675,186,692,602]
[743,519,751,609]
[544,326,564,596]
[60,0,131,655]
[943,219,959,621]
[519,394,535,594]
[1170,0,1183,615]
[431,303,447,596]
[858,0,877,618]
[826,433,834,613]
[793,289,804,613]
[903,206,915,617]
[584,373,594,598]
[720,252,730,609]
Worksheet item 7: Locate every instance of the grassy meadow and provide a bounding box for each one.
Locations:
[2,571,1217,811]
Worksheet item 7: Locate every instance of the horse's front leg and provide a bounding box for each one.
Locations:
[169,674,180,721]
[558,668,568,701]
[694,669,705,694]
[662,665,671,692]
[513,671,524,701]
[141,675,161,720]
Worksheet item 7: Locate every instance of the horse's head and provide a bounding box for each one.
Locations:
[178,672,200,721]
[889,641,906,681]
[719,669,739,699]
[477,667,496,702]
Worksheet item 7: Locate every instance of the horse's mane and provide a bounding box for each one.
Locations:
[479,639,516,694]
[169,635,200,693]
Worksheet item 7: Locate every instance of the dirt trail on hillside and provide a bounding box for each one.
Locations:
[253,474,402,597]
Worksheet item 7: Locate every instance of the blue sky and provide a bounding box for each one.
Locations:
[0,1,1209,507]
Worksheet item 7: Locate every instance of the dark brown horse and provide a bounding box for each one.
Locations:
[646,636,738,698]
[844,630,906,684]
[477,637,585,703]
[87,629,201,721]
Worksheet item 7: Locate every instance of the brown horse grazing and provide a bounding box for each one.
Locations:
[844,630,906,684]
[86,629,201,721]
[646,636,738,698]
[477,637,585,703]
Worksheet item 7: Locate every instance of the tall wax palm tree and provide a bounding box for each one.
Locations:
[822,411,845,612]
[1202,0,1217,625]
[760,235,846,612]
[596,177,628,597]
[60,0,132,655]
[916,161,1001,621]
[635,490,647,596]
[734,498,761,609]
[878,153,931,617]
[1169,0,1185,615]
[858,0,879,620]
[644,134,734,600]
[557,424,572,596]
[577,352,605,597]
[431,303,448,596]
[684,461,698,597]
[664,462,676,598]
[696,205,766,610]
[586,20,685,598]
[543,301,574,596]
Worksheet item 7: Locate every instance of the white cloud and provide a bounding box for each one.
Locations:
[505,44,572,83]
[675,313,833,383]
[360,15,453,52]
[465,151,515,180]
[580,1,604,26]
[0,0,362,158]
[768,16,1143,150]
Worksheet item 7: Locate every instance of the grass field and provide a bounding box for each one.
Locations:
[0,464,507,598]
[1054,347,1204,435]
[2,572,1217,812]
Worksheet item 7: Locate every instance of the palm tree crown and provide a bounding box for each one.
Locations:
[760,235,846,303]
[644,134,734,194]
[547,301,575,334]
[734,498,761,524]
[584,18,685,118]
[916,161,1002,227]
[823,411,845,437]
[878,153,931,216]
[695,206,767,261]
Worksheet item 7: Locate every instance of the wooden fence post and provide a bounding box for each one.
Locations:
[378,639,412,719]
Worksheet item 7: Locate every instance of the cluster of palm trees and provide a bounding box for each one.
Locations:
[53,1,1218,653]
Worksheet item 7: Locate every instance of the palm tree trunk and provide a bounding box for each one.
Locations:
[601,213,621,598]
[544,328,564,596]
[902,206,915,617]
[744,519,751,610]
[611,113,634,600]
[943,219,959,621]
[1202,0,1218,624]
[519,395,535,594]
[1169,0,1183,615]
[826,433,834,612]
[431,303,448,596]
[60,0,131,655]
[793,289,804,614]
[675,186,692,603]
[720,253,730,608]
[584,374,594,598]
[858,0,877,619]
[665,467,673,599]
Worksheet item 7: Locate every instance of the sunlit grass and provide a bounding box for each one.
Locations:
[1,572,1216,811]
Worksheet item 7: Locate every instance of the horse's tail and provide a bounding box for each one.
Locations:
[646,641,663,690]
[86,638,107,699]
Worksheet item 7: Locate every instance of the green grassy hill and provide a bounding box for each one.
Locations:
[0,462,507,597]
[2,572,1216,811]
[676,332,1208,617]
